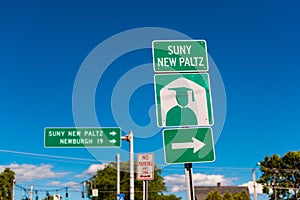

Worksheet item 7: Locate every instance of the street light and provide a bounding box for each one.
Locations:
[121,130,134,200]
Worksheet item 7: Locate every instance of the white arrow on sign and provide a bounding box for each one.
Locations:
[172,137,205,153]
[109,131,117,136]
[109,139,116,144]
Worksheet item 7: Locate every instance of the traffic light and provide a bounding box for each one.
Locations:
[88,190,92,199]
[81,191,84,198]
[46,192,50,200]
[86,181,93,199]
[65,192,68,200]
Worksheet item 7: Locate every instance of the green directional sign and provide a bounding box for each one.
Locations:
[152,40,208,72]
[163,127,215,164]
[44,127,121,148]
[154,73,213,127]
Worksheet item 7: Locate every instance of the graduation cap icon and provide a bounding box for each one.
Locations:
[168,87,195,107]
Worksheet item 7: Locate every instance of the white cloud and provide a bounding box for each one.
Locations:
[0,163,69,183]
[164,174,186,192]
[193,173,237,186]
[164,173,237,192]
[48,181,81,191]
[240,181,263,194]
[75,164,106,178]
[48,181,61,186]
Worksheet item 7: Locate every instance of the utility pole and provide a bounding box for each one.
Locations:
[252,162,260,200]
[12,179,15,200]
[252,168,257,200]
[29,185,33,200]
[121,131,134,200]
[116,153,120,197]
[274,172,277,200]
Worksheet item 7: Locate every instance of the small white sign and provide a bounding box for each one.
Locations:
[137,153,154,181]
[92,189,98,197]
[53,194,61,200]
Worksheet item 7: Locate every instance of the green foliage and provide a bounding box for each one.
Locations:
[206,190,250,200]
[90,161,181,200]
[238,191,250,200]
[206,190,223,200]
[223,191,233,200]
[0,168,15,200]
[230,191,250,200]
[232,193,240,200]
[257,151,300,200]
[40,195,54,200]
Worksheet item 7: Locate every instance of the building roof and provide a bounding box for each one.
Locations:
[194,185,250,200]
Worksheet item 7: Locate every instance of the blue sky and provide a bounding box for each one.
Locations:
[0,1,299,199]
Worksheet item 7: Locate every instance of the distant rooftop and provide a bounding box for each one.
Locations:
[194,182,250,200]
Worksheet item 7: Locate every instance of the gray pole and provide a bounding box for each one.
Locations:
[143,181,146,200]
[145,181,148,200]
[184,163,195,200]
[252,168,257,200]
[274,172,277,200]
[121,131,134,200]
[129,131,134,200]
[12,179,15,200]
[142,180,148,200]
[185,166,191,200]
[20,187,22,200]
[116,154,120,196]
[29,185,33,200]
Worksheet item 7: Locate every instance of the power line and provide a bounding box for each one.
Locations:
[0,149,101,163]
[7,154,99,165]
[14,175,96,193]
[0,149,258,170]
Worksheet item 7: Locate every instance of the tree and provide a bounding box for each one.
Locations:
[223,191,233,200]
[90,161,181,200]
[257,151,300,200]
[0,168,15,200]
[232,193,240,200]
[205,190,250,200]
[206,190,223,200]
[238,191,250,200]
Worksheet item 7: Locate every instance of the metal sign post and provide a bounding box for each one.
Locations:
[184,163,195,200]
[121,131,134,200]
[116,153,120,198]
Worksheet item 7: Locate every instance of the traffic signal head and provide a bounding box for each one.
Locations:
[65,192,68,200]
[87,189,92,199]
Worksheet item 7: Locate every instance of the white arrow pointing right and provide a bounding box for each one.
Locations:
[109,139,116,144]
[109,131,117,136]
[172,137,205,153]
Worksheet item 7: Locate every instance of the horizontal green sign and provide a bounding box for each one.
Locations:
[152,40,208,72]
[163,127,215,164]
[44,127,121,148]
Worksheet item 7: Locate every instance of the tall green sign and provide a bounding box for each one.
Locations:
[163,128,215,164]
[152,40,208,72]
[154,73,213,127]
[44,127,121,148]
